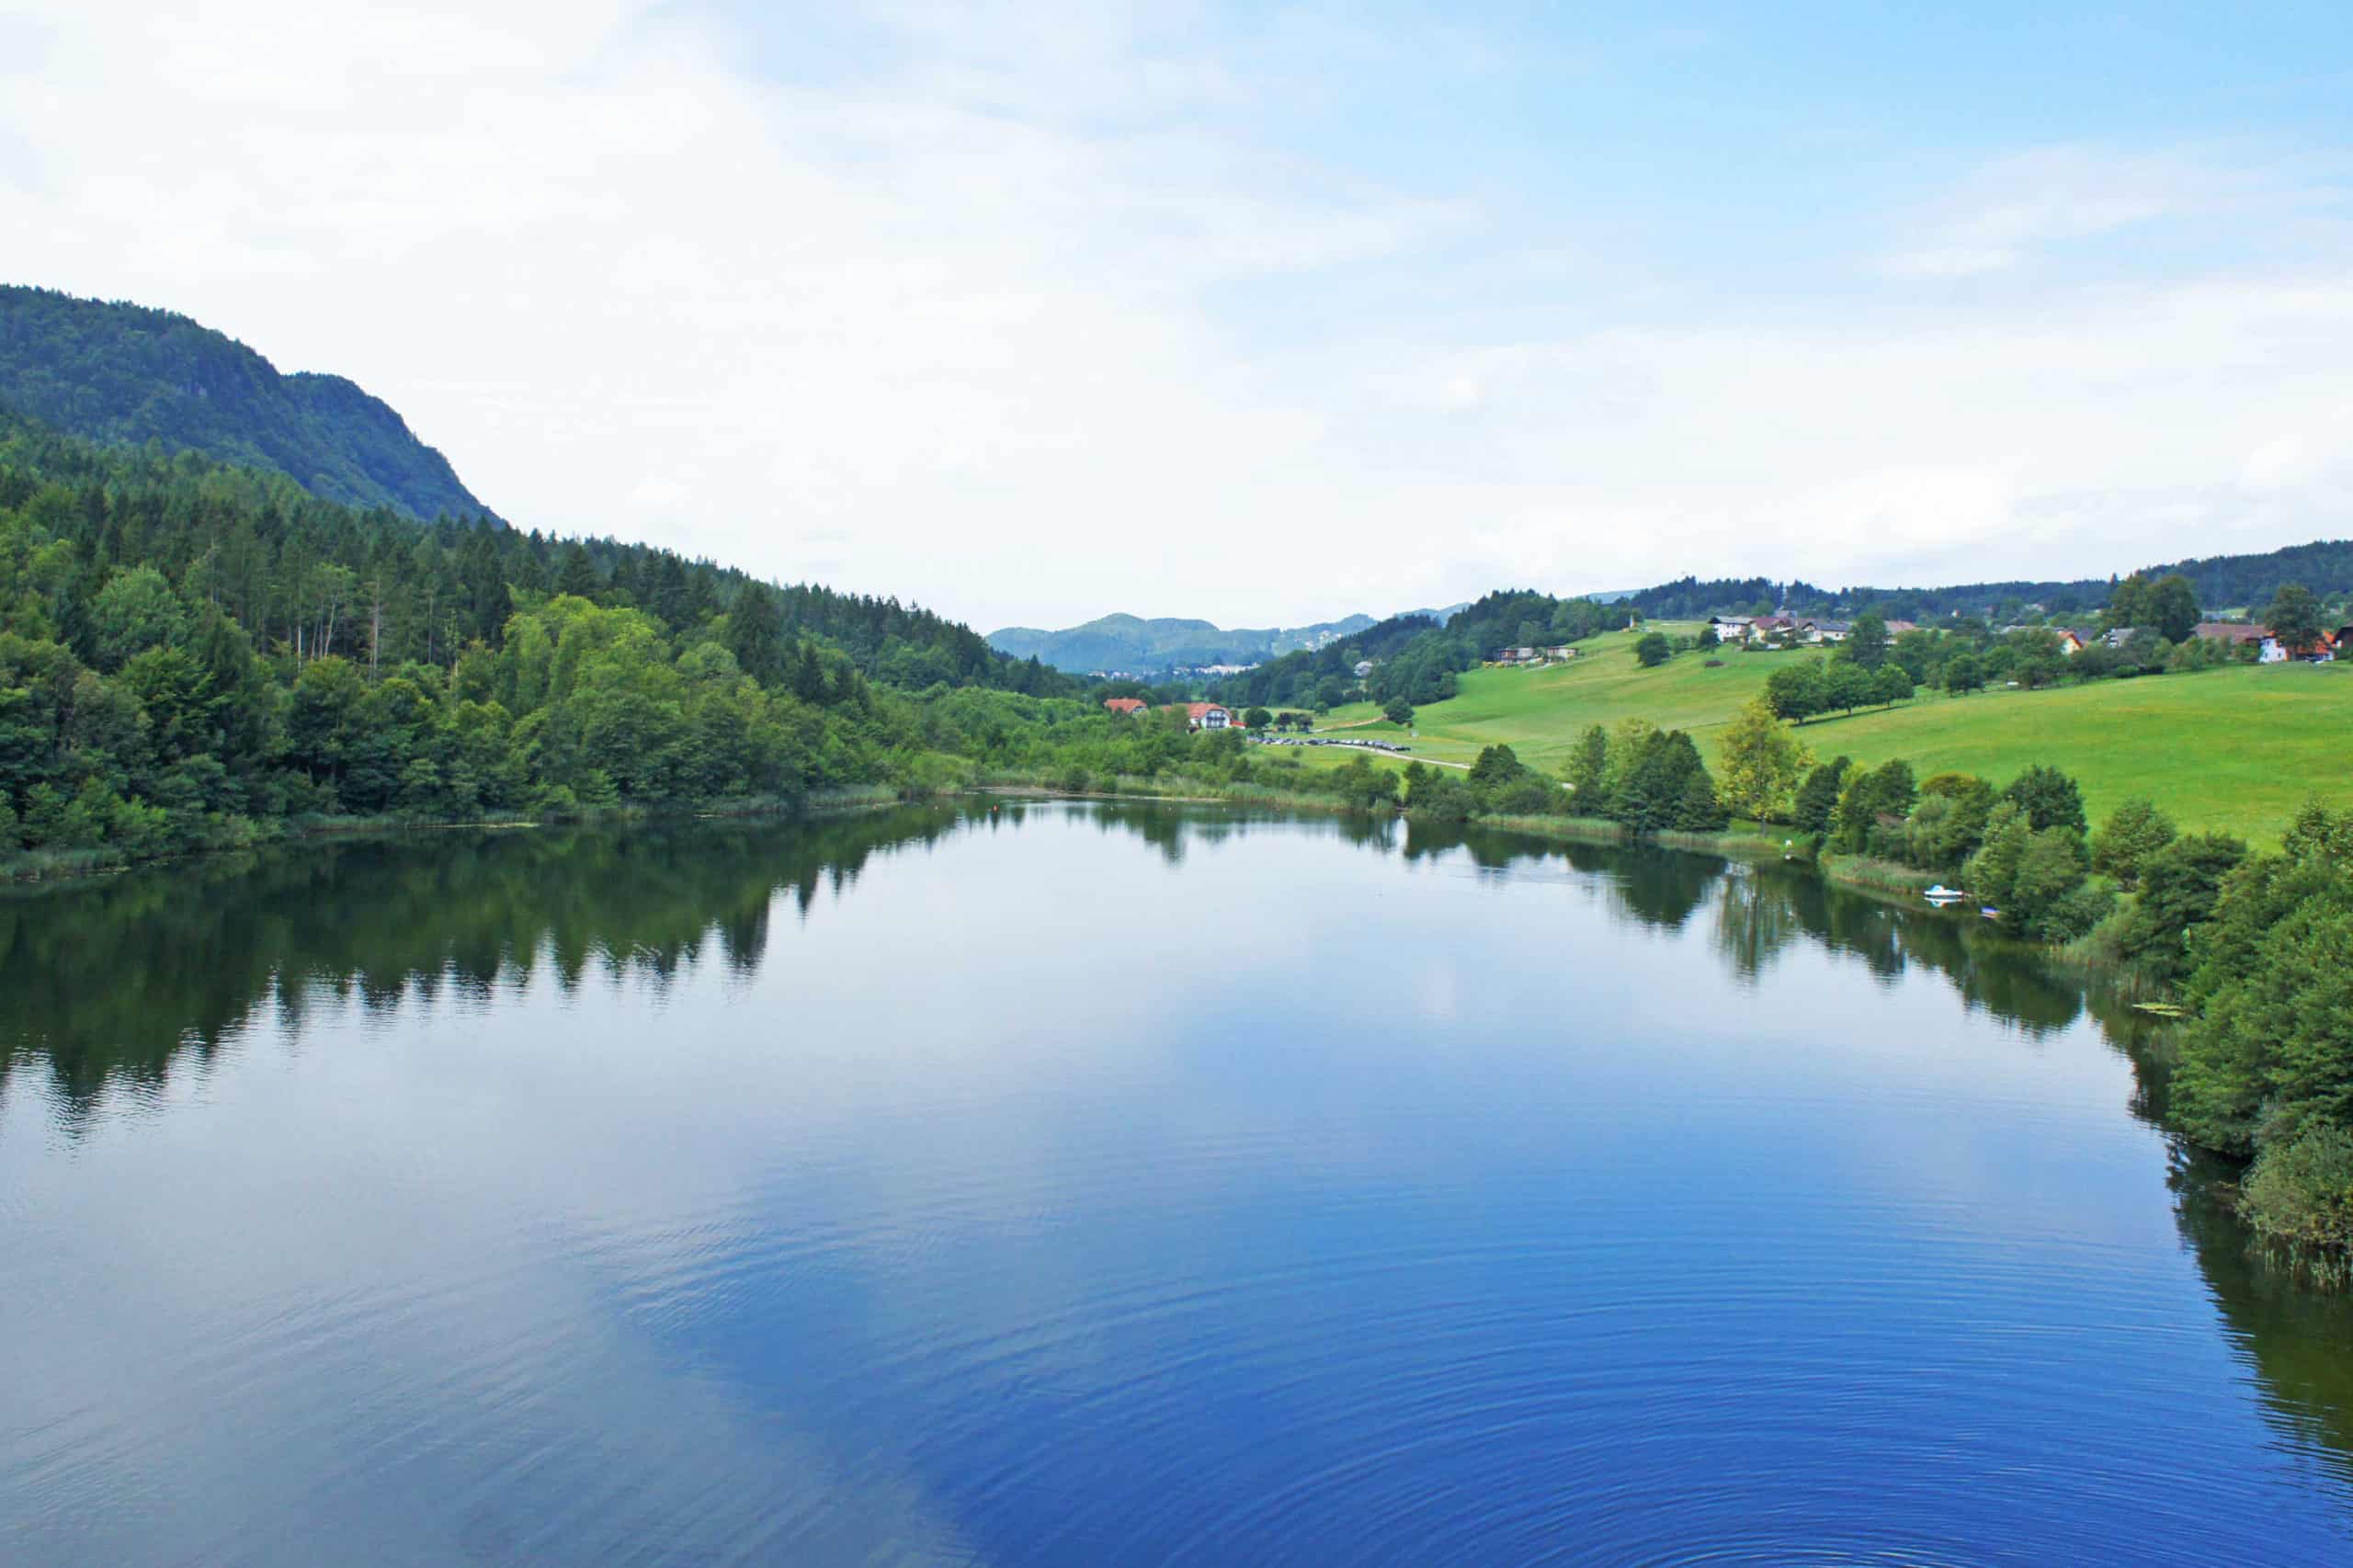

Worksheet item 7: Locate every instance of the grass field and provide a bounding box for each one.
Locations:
[1294,629,2353,844]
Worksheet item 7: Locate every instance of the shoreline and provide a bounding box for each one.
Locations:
[0,784,909,890]
[7,775,2303,1268]
[0,771,2037,938]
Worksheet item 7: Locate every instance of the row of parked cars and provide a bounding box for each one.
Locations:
[1254,735,1412,754]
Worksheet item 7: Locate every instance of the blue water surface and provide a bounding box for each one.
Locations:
[3,802,2348,1565]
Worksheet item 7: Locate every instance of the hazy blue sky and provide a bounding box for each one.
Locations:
[6,2,2351,628]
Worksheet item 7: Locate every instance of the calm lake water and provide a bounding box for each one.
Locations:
[5,801,2352,1565]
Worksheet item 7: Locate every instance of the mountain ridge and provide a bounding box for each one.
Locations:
[0,284,494,521]
[990,605,1469,673]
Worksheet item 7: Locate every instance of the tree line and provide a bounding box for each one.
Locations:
[1609,540,2353,624]
[0,411,1089,871]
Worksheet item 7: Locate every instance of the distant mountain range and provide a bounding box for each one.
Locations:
[0,285,494,521]
[990,606,1469,673]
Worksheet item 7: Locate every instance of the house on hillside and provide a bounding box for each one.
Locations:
[1493,646,1543,665]
[2052,629,2087,655]
[2274,630,2337,663]
[1751,614,1801,641]
[1185,701,1234,730]
[1707,616,1753,642]
[1543,644,1577,660]
[1804,619,1850,644]
[1103,697,1147,716]
[1881,619,1919,636]
[2193,621,2305,663]
[1353,659,1377,678]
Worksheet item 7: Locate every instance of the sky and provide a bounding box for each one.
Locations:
[4,2,2352,632]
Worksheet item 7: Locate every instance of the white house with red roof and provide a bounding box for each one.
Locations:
[1185,702,1234,731]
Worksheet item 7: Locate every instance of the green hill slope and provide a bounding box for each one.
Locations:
[0,285,494,520]
[1314,630,2353,844]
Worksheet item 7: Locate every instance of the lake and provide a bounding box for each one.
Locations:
[4,801,2351,1565]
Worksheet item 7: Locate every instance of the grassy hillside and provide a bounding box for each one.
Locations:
[0,285,494,520]
[1305,629,2353,843]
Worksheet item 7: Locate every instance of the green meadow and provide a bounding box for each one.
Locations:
[1298,629,2353,844]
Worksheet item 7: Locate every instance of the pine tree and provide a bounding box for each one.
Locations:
[727,584,785,685]
[554,542,599,600]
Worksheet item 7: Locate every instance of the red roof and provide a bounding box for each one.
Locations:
[1103,698,1147,714]
[1184,701,1227,719]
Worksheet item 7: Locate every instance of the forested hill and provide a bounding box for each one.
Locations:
[1613,539,2353,622]
[0,286,493,522]
[987,611,1379,673]
[0,404,1084,872]
[0,408,1063,695]
[1210,591,1579,711]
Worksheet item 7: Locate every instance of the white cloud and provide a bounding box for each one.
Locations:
[2,5,2349,628]
[1874,144,2319,278]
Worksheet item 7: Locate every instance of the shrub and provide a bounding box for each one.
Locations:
[1962,802,2032,908]
[2240,1125,2353,1254]
[1404,764,1472,822]
[2036,881,2115,944]
[2009,826,2092,939]
[2090,798,2177,887]
[2003,765,2087,833]
[1791,756,1850,835]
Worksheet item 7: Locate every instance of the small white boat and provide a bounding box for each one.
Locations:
[1923,884,1967,903]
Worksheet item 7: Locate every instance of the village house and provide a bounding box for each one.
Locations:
[1543,644,1577,660]
[1492,646,1543,665]
[1103,697,1147,716]
[1353,659,1376,678]
[1749,614,1800,641]
[2006,626,2087,653]
[1804,619,1849,644]
[1706,616,1753,642]
[1185,701,1235,731]
[2194,621,2333,663]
